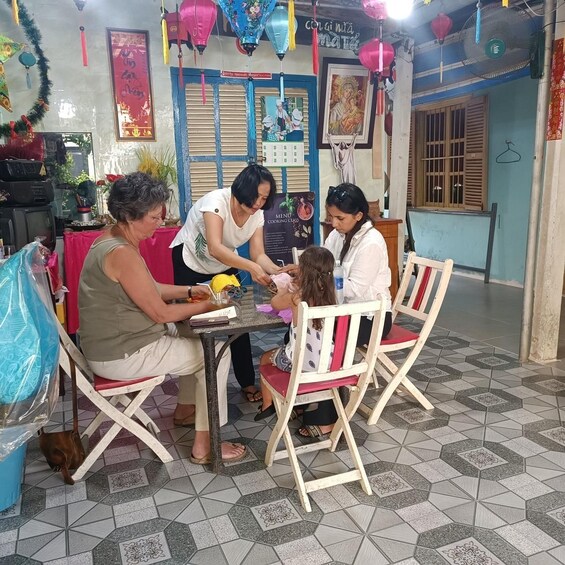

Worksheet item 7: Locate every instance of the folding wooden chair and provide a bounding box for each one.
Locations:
[260,299,386,512]
[291,246,305,264]
[358,252,454,426]
[55,318,172,481]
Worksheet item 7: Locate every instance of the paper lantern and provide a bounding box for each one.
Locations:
[179,0,217,55]
[217,0,277,56]
[359,39,394,116]
[165,11,191,48]
[431,12,453,83]
[18,50,36,89]
[362,0,387,21]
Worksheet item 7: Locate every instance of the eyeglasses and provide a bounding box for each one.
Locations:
[328,186,348,202]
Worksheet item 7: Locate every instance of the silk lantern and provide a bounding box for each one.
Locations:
[362,0,387,21]
[359,38,394,116]
[431,12,452,83]
[265,5,296,99]
[180,0,217,103]
[217,0,277,56]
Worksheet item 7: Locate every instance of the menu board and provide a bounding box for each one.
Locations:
[263,192,315,266]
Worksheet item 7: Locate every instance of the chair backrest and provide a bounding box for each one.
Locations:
[285,299,387,399]
[291,246,305,264]
[53,315,95,383]
[392,252,454,326]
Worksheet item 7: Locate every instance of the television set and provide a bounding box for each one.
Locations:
[0,205,56,252]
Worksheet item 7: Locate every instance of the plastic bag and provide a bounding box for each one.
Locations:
[0,242,59,460]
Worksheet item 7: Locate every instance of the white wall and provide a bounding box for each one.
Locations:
[2,0,385,212]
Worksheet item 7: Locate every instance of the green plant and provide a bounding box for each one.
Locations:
[134,145,178,188]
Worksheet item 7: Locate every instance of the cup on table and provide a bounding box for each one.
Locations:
[211,289,230,308]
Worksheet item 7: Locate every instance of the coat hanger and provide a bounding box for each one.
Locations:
[496,140,521,164]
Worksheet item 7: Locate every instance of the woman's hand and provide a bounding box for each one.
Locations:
[279,263,299,276]
[191,285,211,300]
[250,264,272,286]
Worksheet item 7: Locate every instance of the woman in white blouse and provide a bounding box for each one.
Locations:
[298,182,393,440]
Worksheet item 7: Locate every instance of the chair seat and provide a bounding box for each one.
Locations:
[381,324,419,345]
[261,364,359,397]
[93,374,160,392]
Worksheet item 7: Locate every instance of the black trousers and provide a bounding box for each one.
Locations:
[171,244,256,389]
[302,311,393,427]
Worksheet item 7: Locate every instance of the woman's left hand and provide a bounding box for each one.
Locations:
[191,285,211,300]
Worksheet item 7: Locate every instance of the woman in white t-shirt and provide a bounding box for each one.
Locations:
[170,164,282,405]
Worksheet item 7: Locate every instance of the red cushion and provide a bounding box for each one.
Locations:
[381,324,420,346]
[260,363,359,397]
[93,374,160,391]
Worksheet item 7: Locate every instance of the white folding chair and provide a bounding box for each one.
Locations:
[291,246,305,264]
[358,252,454,425]
[55,318,172,481]
[260,299,386,512]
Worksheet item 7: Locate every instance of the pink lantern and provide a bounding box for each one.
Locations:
[179,0,217,104]
[362,0,387,21]
[359,39,394,116]
[431,12,453,83]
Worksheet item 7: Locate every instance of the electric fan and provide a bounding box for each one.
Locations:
[459,3,535,80]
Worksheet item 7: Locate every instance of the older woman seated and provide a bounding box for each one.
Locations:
[78,172,245,464]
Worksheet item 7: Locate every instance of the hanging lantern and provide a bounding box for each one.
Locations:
[18,50,36,89]
[359,39,395,116]
[502,0,508,6]
[179,0,217,104]
[431,12,452,83]
[73,0,88,66]
[265,5,296,99]
[362,0,387,21]
[165,11,191,49]
[217,0,277,56]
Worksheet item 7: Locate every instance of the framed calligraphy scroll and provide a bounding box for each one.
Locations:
[318,58,376,149]
[107,29,155,141]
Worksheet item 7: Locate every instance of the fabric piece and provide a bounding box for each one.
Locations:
[256,304,292,324]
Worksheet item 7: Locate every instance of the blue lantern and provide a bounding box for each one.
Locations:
[217,0,277,56]
[265,5,297,99]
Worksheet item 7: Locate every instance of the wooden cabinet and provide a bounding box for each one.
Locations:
[322,218,402,299]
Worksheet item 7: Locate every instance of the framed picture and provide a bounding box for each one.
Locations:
[318,57,376,149]
[107,28,156,141]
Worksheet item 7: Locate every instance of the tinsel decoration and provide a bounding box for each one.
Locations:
[161,0,169,64]
[502,0,508,5]
[0,0,52,139]
[424,0,432,4]
[475,1,482,44]
[12,0,19,25]
[311,0,319,75]
[288,0,296,50]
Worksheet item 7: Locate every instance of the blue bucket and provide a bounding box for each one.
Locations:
[0,444,27,511]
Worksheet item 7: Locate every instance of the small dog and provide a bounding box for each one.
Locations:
[38,429,86,485]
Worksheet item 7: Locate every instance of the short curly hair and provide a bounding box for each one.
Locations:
[108,172,170,223]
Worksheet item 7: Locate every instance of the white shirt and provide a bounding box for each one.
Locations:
[324,221,392,311]
[170,188,265,274]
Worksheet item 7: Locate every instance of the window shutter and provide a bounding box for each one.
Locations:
[463,95,488,211]
[255,86,310,194]
[406,111,415,207]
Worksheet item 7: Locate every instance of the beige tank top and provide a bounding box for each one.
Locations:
[78,236,166,362]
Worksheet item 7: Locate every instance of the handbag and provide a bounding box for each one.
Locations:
[38,356,86,485]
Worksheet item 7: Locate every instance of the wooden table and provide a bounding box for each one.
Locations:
[321,218,403,299]
[188,286,286,474]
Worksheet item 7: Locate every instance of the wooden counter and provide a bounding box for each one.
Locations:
[322,218,402,299]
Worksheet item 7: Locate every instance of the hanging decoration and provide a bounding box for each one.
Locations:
[73,0,88,66]
[217,0,277,56]
[475,1,482,44]
[0,0,52,139]
[12,0,19,25]
[265,5,295,100]
[18,49,36,89]
[179,0,217,103]
[362,1,387,82]
[502,0,508,6]
[167,6,188,89]
[311,0,319,75]
[359,38,394,115]
[288,0,296,50]
[0,35,24,112]
[431,12,452,83]
[161,1,169,64]
[424,0,432,4]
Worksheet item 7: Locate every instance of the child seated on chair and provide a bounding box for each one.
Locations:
[254,246,336,422]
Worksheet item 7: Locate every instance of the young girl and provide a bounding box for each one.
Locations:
[255,246,336,421]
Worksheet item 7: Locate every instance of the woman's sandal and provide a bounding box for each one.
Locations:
[296,425,332,441]
[242,386,262,403]
[254,405,303,422]
[190,443,247,465]
[173,413,195,427]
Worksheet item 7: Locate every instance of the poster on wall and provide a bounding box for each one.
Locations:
[261,95,305,167]
[107,29,155,141]
[263,192,315,266]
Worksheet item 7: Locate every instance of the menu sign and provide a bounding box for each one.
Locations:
[263,192,315,266]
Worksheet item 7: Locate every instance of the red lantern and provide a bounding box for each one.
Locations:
[362,0,387,21]
[165,12,191,49]
[431,12,453,83]
[359,39,394,116]
[179,0,217,104]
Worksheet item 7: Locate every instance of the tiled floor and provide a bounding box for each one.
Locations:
[2,275,565,564]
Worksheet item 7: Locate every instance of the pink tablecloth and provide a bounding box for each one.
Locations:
[63,226,180,334]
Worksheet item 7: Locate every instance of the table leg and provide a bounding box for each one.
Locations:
[200,333,223,474]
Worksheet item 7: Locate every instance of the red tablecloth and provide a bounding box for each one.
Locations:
[63,227,180,334]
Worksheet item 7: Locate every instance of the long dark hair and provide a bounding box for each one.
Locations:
[326,183,370,263]
[297,246,336,330]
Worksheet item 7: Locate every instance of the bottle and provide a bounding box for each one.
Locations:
[334,260,344,304]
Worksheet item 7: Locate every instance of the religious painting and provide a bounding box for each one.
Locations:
[318,57,376,149]
[107,29,155,141]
